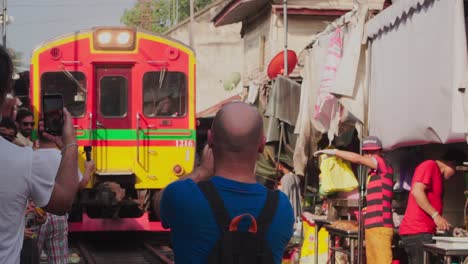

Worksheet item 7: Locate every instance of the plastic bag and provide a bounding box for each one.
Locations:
[318,155,358,195]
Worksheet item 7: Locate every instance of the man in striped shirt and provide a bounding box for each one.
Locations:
[314,136,394,264]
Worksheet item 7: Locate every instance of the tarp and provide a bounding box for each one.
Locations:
[366,0,468,150]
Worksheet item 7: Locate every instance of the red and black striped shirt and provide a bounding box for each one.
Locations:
[364,155,394,229]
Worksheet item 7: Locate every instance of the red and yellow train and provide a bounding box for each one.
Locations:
[29,26,196,230]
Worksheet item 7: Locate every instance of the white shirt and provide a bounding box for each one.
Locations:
[0,138,81,264]
[34,148,83,183]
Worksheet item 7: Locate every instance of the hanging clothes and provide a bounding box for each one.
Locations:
[296,6,369,148]
[293,50,323,176]
[334,6,369,125]
[312,27,343,138]
[264,75,301,142]
[247,81,259,104]
[265,75,301,126]
[332,5,368,99]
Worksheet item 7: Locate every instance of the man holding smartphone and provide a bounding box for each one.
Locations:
[0,46,81,264]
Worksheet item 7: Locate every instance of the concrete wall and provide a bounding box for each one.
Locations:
[269,14,338,63]
[242,11,337,85]
[242,11,272,84]
[240,0,387,85]
[165,2,244,113]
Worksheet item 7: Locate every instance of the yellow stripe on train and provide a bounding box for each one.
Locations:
[78,145,195,189]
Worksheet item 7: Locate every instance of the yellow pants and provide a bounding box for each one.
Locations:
[365,227,393,264]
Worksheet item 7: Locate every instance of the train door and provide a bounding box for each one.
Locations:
[94,67,133,173]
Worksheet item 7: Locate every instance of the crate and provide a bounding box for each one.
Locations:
[433,237,468,249]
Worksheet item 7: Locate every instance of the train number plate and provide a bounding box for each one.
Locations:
[175,140,194,147]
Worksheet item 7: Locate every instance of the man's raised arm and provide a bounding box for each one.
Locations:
[40,108,79,215]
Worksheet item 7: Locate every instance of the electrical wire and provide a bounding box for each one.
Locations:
[12,15,113,26]
[11,0,136,7]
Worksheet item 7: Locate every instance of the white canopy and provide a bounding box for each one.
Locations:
[366,0,468,150]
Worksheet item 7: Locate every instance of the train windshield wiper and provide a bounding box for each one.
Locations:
[61,67,87,93]
[149,68,167,116]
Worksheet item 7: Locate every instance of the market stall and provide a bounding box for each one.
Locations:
[293,0,468,263]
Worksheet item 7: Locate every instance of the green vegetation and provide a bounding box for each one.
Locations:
[121,0,215,33]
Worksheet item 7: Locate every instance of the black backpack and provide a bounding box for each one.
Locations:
[198,181,279,264]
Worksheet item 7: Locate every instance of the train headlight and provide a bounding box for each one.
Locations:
[93,27,136,51]
[117,32,131,45]
[97,31,112,45]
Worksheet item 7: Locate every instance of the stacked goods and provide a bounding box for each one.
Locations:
[330,220,358,232]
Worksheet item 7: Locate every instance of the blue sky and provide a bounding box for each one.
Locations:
[7,0,137,67]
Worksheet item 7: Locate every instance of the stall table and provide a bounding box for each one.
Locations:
[423,244,468,264]
[325,225,359,264]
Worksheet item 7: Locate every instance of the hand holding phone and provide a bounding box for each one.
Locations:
[39,107,76,150]
[42,94,64,136]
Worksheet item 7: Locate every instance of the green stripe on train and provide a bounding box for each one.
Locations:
[32,129,196,141]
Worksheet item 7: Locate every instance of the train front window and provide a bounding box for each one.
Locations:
[41,72,86,117]
[100,76,128,117]
[142,71,187,117]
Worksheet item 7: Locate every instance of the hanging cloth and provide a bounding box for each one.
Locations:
[312,27,343,142]
[265,76,301,142]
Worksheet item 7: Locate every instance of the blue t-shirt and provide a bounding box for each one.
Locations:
[160,176,294,264]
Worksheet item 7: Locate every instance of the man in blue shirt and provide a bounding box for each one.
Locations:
[157,102,294,264]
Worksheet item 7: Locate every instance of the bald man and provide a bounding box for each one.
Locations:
[157,102,294,264]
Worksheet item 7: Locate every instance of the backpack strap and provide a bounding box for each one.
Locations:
[256,190,279,237]
[198,181,280,237]
[198,180,231,233]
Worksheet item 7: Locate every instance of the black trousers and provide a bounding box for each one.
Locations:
[20,238,39,264]
[400,233,434,264]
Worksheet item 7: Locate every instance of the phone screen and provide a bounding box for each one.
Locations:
[43,94,64,136]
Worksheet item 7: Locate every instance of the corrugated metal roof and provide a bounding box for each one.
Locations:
[212,0,270,27]
[196,94,243,117]
[271,5,350,16]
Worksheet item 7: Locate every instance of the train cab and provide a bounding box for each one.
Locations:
[30,27,196,223]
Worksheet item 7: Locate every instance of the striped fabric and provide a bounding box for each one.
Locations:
[365,156,394,229]
[37,214,68,264]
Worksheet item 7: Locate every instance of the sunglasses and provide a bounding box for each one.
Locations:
[21,122,35,127]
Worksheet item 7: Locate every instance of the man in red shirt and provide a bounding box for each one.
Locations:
[315,136,394,264]
[399,149,465,264]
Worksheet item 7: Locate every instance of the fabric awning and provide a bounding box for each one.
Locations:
[366,0,426,39]
[366,0,468,150]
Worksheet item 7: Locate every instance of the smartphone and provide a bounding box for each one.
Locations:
[42,94,64,136]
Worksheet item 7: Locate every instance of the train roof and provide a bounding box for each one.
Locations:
[31,26,195,55]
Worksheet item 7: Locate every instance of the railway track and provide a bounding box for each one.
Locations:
[69,232,173,264]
